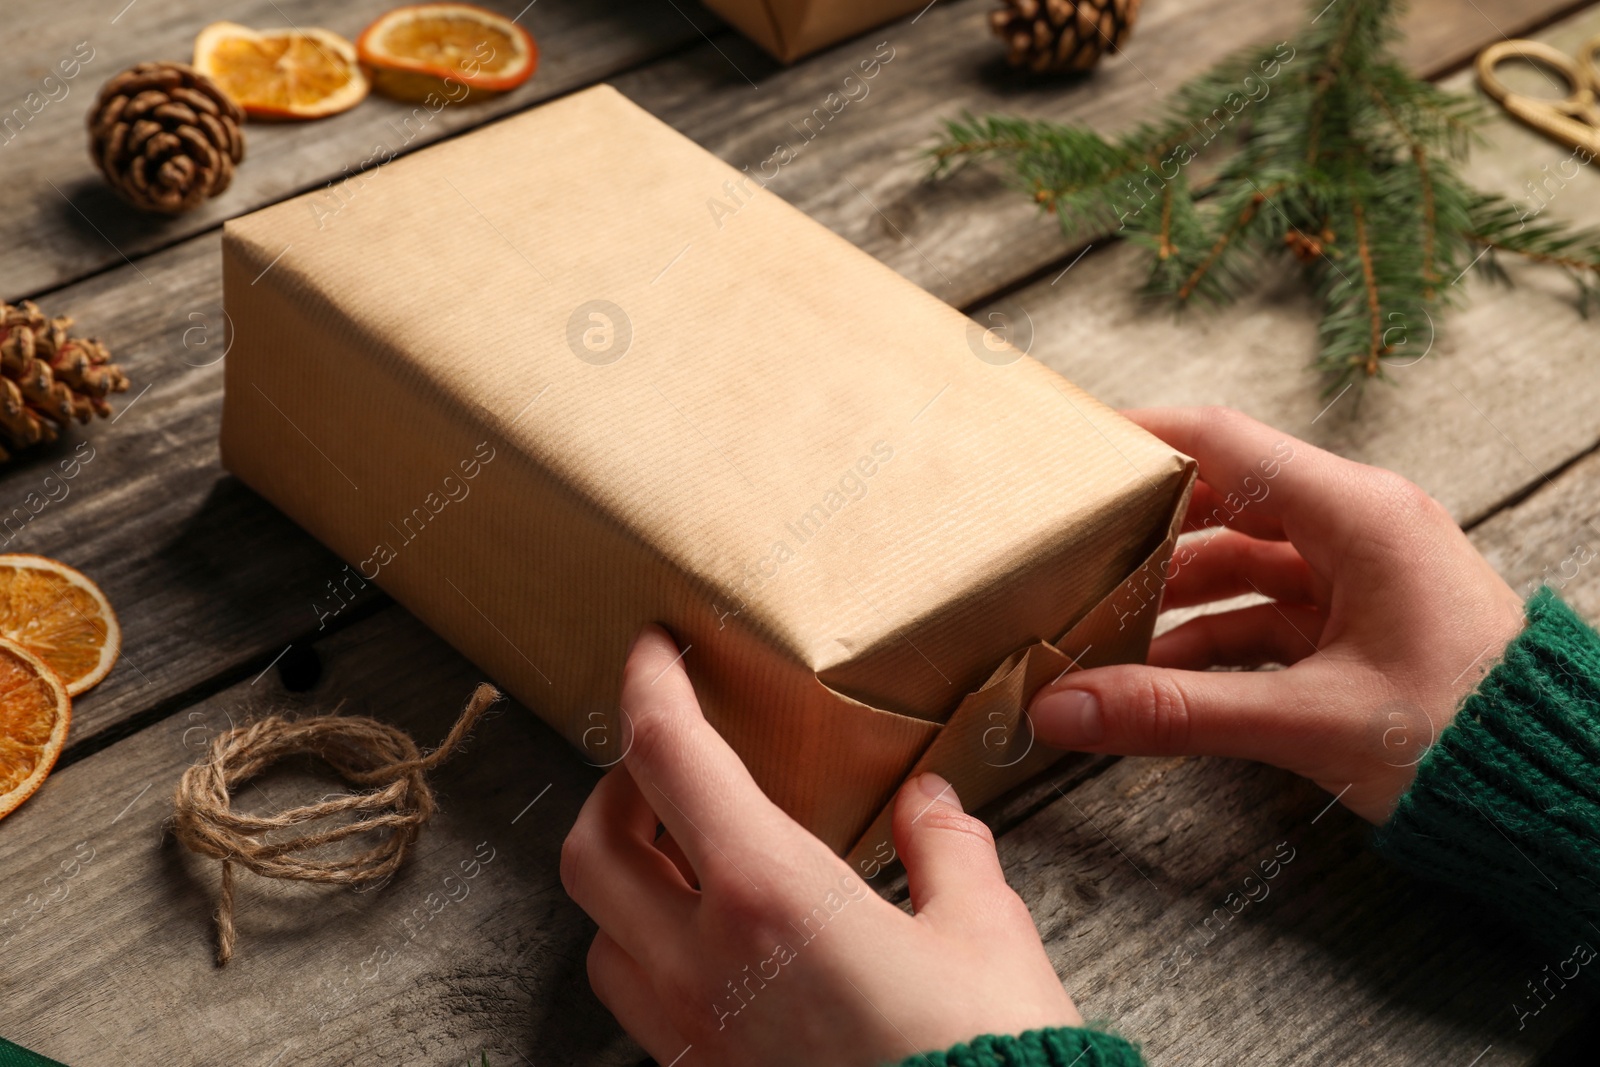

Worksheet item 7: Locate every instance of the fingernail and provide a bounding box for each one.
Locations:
[915,772,961,811]
[1033,688,1104,747]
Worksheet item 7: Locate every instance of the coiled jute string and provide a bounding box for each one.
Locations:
[172,683,502,965]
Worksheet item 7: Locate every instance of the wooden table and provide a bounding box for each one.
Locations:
[2,1,1597,1064]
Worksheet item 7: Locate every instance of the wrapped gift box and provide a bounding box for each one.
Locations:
[702,0,925,63]
[219,85,1193,867]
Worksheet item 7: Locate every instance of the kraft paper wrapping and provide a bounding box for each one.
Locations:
[701,0,927,63]
[218,85,1195,860]
[845,486,1190,872]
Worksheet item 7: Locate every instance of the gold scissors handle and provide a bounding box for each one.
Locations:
[1476,36,1600,158]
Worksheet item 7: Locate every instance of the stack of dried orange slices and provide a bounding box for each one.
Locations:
[0,555,121,822]
[190,5,536,120]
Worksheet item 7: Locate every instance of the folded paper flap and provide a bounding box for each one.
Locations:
[798,420,1191,720]
[844,458,1195,869]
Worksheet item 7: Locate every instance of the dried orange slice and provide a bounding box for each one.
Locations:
[358,3,537,103]
[0,555,120,697]
[194,21,369,119]
[0,637,71,822]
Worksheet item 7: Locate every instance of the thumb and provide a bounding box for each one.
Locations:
[1029,663,1317,765]
[891,773,1015,924]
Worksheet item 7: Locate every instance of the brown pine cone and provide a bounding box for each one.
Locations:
[87,61,245,215]
[991,0,1143,73]
[0,301,130,462]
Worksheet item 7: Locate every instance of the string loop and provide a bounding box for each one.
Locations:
[172,683,502,965]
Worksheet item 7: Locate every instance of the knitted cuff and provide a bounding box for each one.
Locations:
[1374,587,1600,955]
[886,1026,1144,1067]
[0,1038,67,1067]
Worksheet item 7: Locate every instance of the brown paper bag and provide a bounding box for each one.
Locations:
[219,84,1194,866]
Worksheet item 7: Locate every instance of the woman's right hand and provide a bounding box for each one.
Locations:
[1030,406,1526,824]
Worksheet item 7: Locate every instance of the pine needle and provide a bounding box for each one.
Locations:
[928,0,1600,392]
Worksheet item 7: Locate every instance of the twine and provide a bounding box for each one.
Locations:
[172,683,502,965]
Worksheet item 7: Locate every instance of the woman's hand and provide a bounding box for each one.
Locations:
[562,626,1081,1067]
[1031,406,1525,824]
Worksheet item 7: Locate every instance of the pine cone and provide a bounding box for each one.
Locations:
[0,301,130,462]
[87,61,245,215]
[991,0,1143,73]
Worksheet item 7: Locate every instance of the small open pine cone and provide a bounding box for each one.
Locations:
[0,301,130,462]
[88,61,245,215]
[991,0,1143,73]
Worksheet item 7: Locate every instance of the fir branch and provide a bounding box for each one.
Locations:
[1360,75,1439,292]
[1158,179,1176,259]
[1352,199,1384,373]
[1414,148,1438,295]
[1467,194,1600,314]
[1304,0,1379,167]
[1361,62,1482,158]
[930,0,1600,395]
[1175,183,1280,302]
[1467,195,1600,273]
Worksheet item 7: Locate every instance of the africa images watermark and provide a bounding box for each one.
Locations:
[1521,540,1594,599]
[1111,438,1298,632]
[1,40,96,149]
[711,872,869,1030]
[0,441,95,545]
[1511,939,1595,1031]
[302,42,499,230]
[1513,143,1594,229]
[1113,42,1297,232]
[312,441,497,630]
[711,440,896,631]
[704,41,897,230]
[309,839,499,1027]
[1155,839,1298,982]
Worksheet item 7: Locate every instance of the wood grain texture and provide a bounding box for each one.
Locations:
[0,0,1594,1063]
[971,4,1600,528]
[16,0,1582,761]
[0,606,634,1067]
[612,0,1581,309]
[1471,445,1600,620]
[8,608,1590,1067]
[1000,754,1590,1066]
[0,232,390,763]
[3,0,1576,304]
[1,0,717,300]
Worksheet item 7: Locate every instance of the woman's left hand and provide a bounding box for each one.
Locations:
[561,625,1082,1067]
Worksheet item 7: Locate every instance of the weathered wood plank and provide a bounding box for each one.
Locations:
[1471,445,1600,620]
[0,231,388,762]
[12,0,1597,774]
[5,0,1575,304]
[8,604,1588,1067]
[971,4,1600,528]
[0,1,1594,1064]
[614,0,1581,309]
[0,606,634,1067]
[1001,753,1589,1066]
[1,0,718,299]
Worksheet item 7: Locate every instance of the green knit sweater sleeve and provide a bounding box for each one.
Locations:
[1374,587,1600,952]
[0,1037,66,1067]
[886,1027,1144,1067]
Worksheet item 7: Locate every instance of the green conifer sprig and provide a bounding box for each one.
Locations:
[931,0,1600,390]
